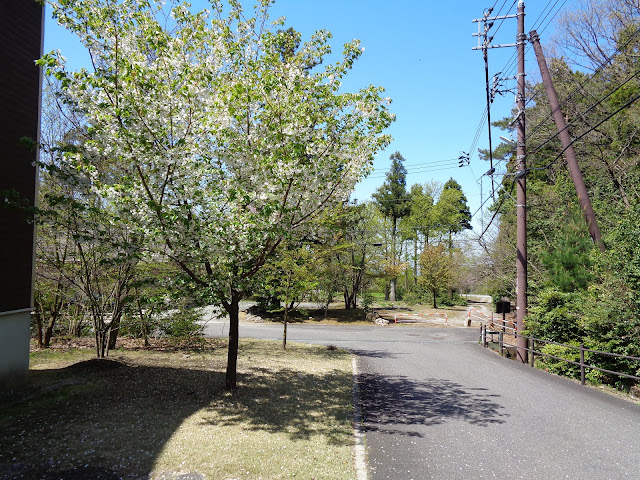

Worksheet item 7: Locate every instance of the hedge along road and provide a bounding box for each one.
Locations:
[202,321,640,479]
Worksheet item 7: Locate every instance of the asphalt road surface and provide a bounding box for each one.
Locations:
[203,321,640,479]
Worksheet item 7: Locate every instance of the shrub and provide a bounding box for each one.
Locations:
[361,292,375,312]
[537,341,583,380]
[436,293,468,307]
[159,307,204,339]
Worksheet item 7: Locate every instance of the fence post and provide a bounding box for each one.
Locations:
[499,332,504,356]
[580,343,586,385]
[481,325,486,346]
[529,337,535,367]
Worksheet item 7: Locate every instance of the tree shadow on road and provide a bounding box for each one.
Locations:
[357,373,509,437]
[349,348,393,359]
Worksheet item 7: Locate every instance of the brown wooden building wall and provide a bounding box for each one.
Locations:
[0,1,43,313]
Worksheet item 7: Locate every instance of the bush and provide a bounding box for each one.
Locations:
[526,288,586,343]
[118,315,150,338]
[159,307,204,339]
[537,341,583,380]
[402,289,425,305]
[361,292,375,312]
[436,293,468,307]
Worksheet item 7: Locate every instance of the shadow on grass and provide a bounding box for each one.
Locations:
[200,366,352,445]
[357,373,509,437]
[0,354,352,480]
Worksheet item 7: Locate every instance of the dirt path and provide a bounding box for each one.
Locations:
[372,295,494,327]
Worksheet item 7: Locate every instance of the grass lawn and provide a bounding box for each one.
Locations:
[0,339,356,479]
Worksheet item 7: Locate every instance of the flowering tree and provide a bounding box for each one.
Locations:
[42,0,393,389]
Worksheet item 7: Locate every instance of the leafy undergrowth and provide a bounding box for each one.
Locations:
[258,307,371,325]
[1,339,355,479]
[255,303,471,326]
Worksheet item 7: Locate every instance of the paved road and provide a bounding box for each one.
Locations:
[203,321,640,479]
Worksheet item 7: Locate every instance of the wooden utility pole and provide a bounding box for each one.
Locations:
[473,0,528,363]
[515,0,528,363]
[529,30,606,253]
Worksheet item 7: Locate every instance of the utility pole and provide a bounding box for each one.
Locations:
[515,0,528,363]
[473,1,528,363]
[473,7,519,200]
[529,30,606,253]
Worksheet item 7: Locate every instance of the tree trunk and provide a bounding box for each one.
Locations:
[344,288,357,309]
[34,307,43,349]
[432,289,437,308]
[404,241,409,290]
[390,217,397,302]
[96,329,108,358]
[107,311,123,352]
[384,282,390,301]
[225,291,242,390]
[283,304,288,350]
[414,236,418,287]
[136,297,150,347]
[71,304,84,337]
[41,293,63,347]
[44,323,55,348]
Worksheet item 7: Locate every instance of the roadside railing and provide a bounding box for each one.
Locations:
[479,323,640,385]
[469,308,516,332]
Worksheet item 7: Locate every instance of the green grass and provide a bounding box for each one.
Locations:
[1,339,356,479]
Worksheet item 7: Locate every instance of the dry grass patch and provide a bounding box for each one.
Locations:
[1,339,355,479]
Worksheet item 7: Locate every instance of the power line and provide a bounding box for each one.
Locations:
[524,21,640,149]
[535,86,640,172]
[527,66,640,160]
[482,40,640,242]
[496,0,569,84]
[396,158,459,169]
[491,0,519,38]
[367,160,462,179]
[477,176,516,243]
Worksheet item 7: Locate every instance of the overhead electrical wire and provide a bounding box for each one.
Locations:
[366,159,461,180]
[524,21,640,150]
[497,0,570,82]
[465,0,571,238]
[476,3,640,244]
[534,86,640,172]
[477,176,517,243]
[527,65,640,160]
[490,0,519,39]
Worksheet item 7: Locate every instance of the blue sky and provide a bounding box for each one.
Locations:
[43,0,571,232]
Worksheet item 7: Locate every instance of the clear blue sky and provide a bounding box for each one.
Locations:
[43,0,571,232]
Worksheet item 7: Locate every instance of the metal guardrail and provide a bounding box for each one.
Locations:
[469,308,516,332]
[479,323,640,385]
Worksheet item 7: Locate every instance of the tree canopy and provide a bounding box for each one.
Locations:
[43,0,394,389]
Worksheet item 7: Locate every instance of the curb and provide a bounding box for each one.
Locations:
[352,356,368,480]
